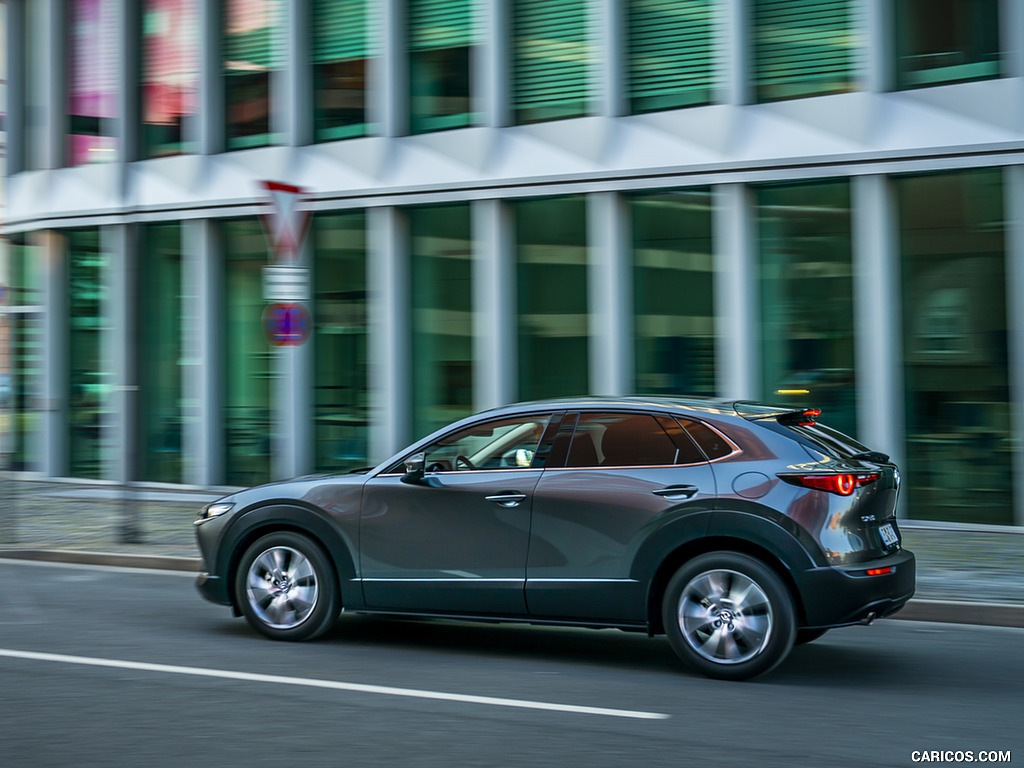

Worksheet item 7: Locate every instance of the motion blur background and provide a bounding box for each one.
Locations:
[0,0,1022,527]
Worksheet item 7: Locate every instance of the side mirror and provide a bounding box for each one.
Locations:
[400,452,426,485]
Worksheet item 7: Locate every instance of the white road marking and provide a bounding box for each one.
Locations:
[0,648,670,721]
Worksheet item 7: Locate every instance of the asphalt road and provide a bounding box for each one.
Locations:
[0,560,1019,768]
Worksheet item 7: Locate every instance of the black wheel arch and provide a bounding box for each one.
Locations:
[218,502,359,614]
[642,508,822,635]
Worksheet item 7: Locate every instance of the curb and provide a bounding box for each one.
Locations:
[0,549,200,572]
[2,549,1023,629]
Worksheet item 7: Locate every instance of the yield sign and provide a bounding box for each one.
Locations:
[259,180,311,262]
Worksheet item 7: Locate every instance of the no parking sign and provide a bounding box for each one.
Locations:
[263,303,311,347]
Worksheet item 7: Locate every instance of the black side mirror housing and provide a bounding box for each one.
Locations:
[400,452,426,485]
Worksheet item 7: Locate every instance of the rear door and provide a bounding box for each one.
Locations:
[526,411,716,622]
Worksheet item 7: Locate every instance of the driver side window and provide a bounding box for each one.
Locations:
[421,414,553,472]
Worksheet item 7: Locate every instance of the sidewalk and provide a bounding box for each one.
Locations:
[1,478,1021,626]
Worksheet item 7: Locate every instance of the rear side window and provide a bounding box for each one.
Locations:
[566,413,682,467]
[678,418,734,460]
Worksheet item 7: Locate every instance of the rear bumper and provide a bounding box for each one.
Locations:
[798,549,916,628]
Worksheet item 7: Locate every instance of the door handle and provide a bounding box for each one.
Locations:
[485,491,527,508]
[652,485,699,499]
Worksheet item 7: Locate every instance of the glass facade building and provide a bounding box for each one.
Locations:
[3,0,1024,527]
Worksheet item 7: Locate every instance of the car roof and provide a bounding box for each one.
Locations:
[478,395,741,418]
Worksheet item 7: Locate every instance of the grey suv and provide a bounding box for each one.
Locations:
[195,397,915,680]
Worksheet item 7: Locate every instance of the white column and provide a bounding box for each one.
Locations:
[476,0,510,127]
[40,231,68,476]
[116,0,140,167]
[861,0,892,93]
[588,192,632,395]
[368,207,411,462]
[103,224,137,484]
[197,0,224,155]
[472,199,516,410]
[370,0,406,137]
[1003,167,1024,526]
[182,220,223,486]
[593,0,626,117]
[852,175,905,478]
[278,0,311,146]
[1001,0,1024,80]
[713,184,758,399]
[717,0,751,105]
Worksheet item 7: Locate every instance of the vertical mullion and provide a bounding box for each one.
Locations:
[713,184,757,399]
[1002,167,1024,525]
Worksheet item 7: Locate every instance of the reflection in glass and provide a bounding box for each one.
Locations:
[409,0,475,133]
[141,0,198,158]
[224,0,280,150]
[68,0,119,164]
[313,0,369,142]
[630,189,715,396]
[627,0,715,113]
[224,219,272,485]
[757,181,856,436]
[410,204,473,439]
[513,0,591,124]
[138,224,182,483]
[515,196,589,400]
[897,169,1014,524]
[8,237,44,472]
[894,0,1000,89]
[752,0,856,102]
[68,229,110,478]
[313,212,369,472]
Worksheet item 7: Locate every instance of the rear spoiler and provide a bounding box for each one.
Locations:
[734,401,822,427]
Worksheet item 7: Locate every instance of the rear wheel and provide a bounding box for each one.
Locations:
[662,552,796,681]
[235,532,340,641]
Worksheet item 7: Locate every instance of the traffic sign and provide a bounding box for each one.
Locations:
[259,180,311,262]
[263,303,311,347]
[263,265,310,302]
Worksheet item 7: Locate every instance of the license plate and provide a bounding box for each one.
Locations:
[879,523,899,547]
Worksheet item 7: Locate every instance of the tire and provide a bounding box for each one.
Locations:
[794,628,829,646]
[662,552,796,681]
[235,532,340,641]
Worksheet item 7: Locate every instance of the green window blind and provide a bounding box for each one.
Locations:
[753,0,856,102]
[224,1,280,71]
[410,0,473,51]
[628,0,715,113]
[513,0,590,124]
[313,0,369,62]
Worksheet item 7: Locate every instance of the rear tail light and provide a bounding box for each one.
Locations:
[865,567,893,577]
[779,472,880,496]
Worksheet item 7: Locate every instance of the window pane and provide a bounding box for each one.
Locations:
[631,189,715,396]
[224,0,280,150]
[627,0,715,113]
[410,204,473,439]
[679,418,733,460]
[895,0,1000,89]
[567,413,678,467]
[752,0,857,102]
[515,196,589,400]
[313,0,369,142]
[223,219,272,485]
[7,237,44,471]
[897,169,1014,525]
[757,180,856,436]
[409,0,475,133]
[68,229,111,478]
[513,0,591,124]
[68,0,119,164]
[138,223,182,483]
[422,414,551,472]
[313,211,369,472]
[141,0,198,158]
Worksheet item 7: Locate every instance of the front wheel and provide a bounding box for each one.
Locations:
[662,552,796,681]
[235,532,340,641]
